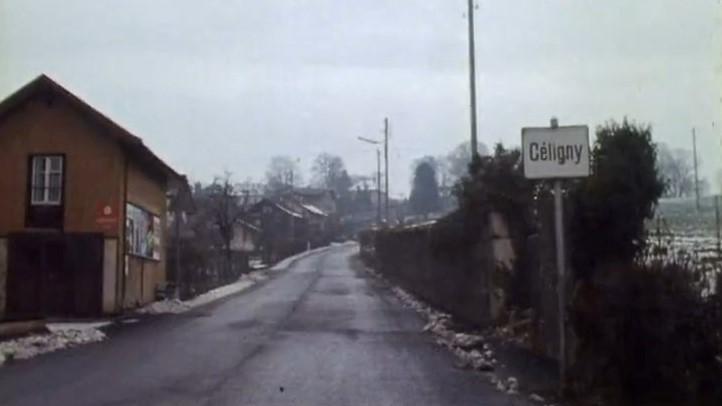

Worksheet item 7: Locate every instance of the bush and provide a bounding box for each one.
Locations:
[453,144,536,309]
[569,260,722,404]
[569,119,665,279]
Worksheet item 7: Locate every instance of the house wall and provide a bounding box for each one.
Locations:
[0,97,125,237]
[230,226,257,252]
[0,96,128,315]
[102,239,118,313]
[122,160,168,307]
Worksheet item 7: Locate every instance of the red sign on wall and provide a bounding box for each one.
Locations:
[96,203,119,229]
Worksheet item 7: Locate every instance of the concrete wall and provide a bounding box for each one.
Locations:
[0,96,125,237]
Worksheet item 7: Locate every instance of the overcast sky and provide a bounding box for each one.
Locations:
[1,0,720,196]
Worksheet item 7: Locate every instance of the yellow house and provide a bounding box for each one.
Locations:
[0,75,183,319]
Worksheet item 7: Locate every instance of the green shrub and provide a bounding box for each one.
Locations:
[569,119,665,279]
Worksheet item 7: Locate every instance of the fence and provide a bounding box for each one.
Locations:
[166,242,249,300]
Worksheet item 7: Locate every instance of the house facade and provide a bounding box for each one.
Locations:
[0,75,183,319]
[246,198,307,262]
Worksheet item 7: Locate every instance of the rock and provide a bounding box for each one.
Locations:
[506,376,519,393]
[472,359,494,371]
[529,393,544,402]
[452,333,485,349]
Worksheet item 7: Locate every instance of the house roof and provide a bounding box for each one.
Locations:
[290,187,336,200]
[0,74,182,183]
[238,219,261,233]
[275,202,304,219]
[300,203,327,217]
[250,198,303,219]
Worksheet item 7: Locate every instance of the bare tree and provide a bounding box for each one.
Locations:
[207,172,244,281]
[311,153,346,190]
[656,143,696,198]
[444,141,489,185]
[265,156,302,193]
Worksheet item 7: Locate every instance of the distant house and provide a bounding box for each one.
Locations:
[0,75,185,319]
[229,220,260,254]
[246,198,307,262]
[281,197,330,247]
[288,188,337,218]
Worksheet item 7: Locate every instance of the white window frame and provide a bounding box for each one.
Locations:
[30,155,64,206]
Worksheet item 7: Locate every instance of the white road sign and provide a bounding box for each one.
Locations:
[522,125,590,179]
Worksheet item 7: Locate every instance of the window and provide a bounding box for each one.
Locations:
[30,155,64,205]
[125,204,161,260]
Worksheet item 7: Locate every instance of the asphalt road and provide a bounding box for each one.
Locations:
[0,244,528,406]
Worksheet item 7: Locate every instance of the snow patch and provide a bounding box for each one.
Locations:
[270,245,334,271]
[137,269,271,315]
[362,263,537,398]
[0,325,106,363]
[137,299,191,315]
[46,321,112,333]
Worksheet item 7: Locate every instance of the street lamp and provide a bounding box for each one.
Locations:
[357,137,383,226]
[357,121,389,224]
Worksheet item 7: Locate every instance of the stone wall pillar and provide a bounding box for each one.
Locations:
[0,238,7,319]
[488,211,516,322]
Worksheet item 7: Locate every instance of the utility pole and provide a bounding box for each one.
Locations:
[384,117,390,224]
[376,149,382,226]
[693,127,700,211]
[714,195,722,257]
[467,0,479,159]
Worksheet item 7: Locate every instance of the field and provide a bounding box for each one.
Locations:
[650,196,721,258]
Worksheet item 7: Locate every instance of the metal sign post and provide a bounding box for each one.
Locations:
[522,118,590,393]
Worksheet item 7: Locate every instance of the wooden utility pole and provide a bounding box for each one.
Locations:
[693,127,700,211]
[467,0,479,159]
[714,195,722,257]
[384,117,389,223]
[174,196,182,299]
[376,149,382,226]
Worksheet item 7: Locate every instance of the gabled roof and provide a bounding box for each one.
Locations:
[300,203,327,217]
[0,74,181,183]
[290,187,337,200]
[238,219,261,233]
[249,198,303,219]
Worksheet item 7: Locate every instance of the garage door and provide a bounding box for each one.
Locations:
[5,233,103,320]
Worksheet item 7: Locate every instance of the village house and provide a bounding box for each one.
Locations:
[246,198,307,263]
[0,75,185,320]
[229,220,261,254]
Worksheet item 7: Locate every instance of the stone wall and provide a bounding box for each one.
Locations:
[362,211,516,327]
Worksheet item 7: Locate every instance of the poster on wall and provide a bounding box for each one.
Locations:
[125,203,161,260]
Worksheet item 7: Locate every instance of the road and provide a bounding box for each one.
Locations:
[0,244,528,406]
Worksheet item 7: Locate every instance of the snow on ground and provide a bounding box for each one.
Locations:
[0,322,107,365]
[249,259,267,270]
[46,321,112,333]
[137,273,262,315]
[270,244,336,271]
[362,263,537,398]
[138,244,341,315]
